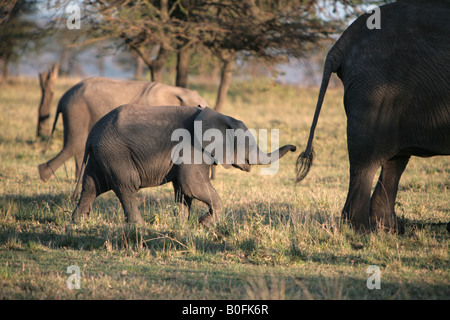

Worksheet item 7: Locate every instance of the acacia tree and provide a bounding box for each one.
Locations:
[83,0,205,85]
[186,0,388,110]
[0,0,42,80]
[61,0,382,107]
[186,0,344,111]
[81,0,166,82]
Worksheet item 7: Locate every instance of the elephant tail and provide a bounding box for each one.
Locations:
[71,142,91,201]
[41,98,62,154]
[296,54,336,183]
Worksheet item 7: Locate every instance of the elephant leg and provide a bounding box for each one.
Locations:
[74,152,84,180]
[39,111,88,182]
[370,156,410,233]
[39,147,74,182]
[179,166,222,227]
[172,181,193,221]
[39,139,86,183]
[114,188,145,224]
[342,164,379,233]
[195,183,222,227]
[72,160,109,222]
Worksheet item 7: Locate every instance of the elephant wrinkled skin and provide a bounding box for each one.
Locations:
[38,77,209,182]
[72,105,296,226]
[296,0,450,233]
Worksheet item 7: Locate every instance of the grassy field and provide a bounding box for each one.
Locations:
[0,76,448,300]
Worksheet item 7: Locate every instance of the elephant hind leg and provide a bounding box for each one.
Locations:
[39,147,75,182]
[72,159,110,222]
[173,181,193,222]
[114,188,145,224]
[39,112,88,182]
[370,156,410,233]
[74,151,84,180]
[39,137,86,182]
[342,164,379,233]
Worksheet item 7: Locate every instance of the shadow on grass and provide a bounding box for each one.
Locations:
[0,190,175,224]
[0,192,72,224]
[0,191,229,254]
[1,191,448,261]
[401,218,448,231]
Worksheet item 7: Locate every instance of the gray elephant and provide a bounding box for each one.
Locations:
[38,77,209,182]
[72,105,296,225]
[296,0,450,233]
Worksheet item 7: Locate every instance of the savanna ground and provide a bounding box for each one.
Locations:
[0,76,448,300]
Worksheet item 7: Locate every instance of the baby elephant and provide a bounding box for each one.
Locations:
[72,104,296,226]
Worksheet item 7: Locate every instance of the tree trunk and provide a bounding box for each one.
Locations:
[134,55,144,80]
[176,45,190,88]
[149,46,168,83]
[214,53,235,113]
[126,41,169,83]
[37,63,59,138]
[150,65,163,83]
[1,56,9,80]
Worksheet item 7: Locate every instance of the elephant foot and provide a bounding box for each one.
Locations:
[341,212,372,234]
[72,209,87,224]
[177,204,190,222]
[178,211,190,224]
[127,214,145,225]
[199,213,214,228]
[374,220,405,234]
[38,163,53,182]
[370,213,405,234]
[351,222,372,234]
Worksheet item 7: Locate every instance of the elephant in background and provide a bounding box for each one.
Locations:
[296,0,450,233]
[38,77,209,182]
[72,105,296,226]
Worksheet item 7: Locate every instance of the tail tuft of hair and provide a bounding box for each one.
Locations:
[295,147,315,183]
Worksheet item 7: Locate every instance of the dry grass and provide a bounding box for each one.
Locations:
[0,76,448,299]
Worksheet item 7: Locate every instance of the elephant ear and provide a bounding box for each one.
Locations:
[193,107,240,169]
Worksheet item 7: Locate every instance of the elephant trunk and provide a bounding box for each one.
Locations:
[255,144,297,165]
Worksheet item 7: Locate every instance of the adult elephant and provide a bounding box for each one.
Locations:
[296,0,450,233]
[38,77,209,182]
